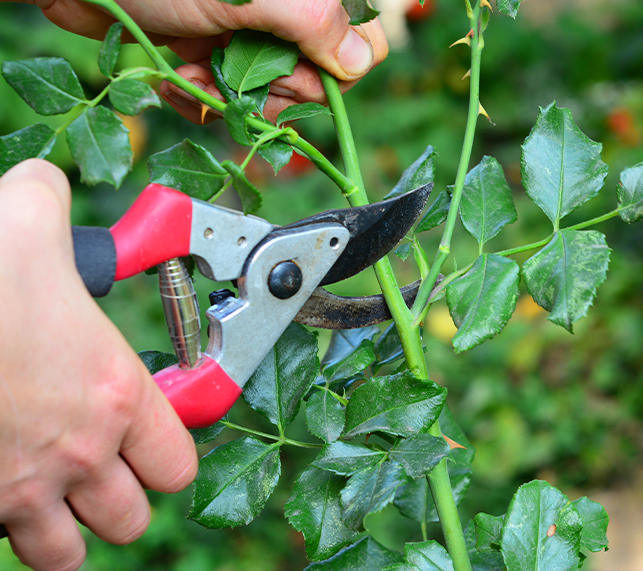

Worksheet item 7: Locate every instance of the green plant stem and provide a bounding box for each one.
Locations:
[220,421,322,449]
[411,5,484,327]
[320,68,471,571]
[81,0,357,196]
[312,384,349,406]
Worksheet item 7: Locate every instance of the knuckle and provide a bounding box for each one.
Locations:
[305,0,345,37]
[158,446,199,494]
[110,505,150,545]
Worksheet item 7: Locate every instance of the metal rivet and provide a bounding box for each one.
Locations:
[204,228,214,239]
[238,236,247,247]
[268,261,303,299]
[330,237,340,249]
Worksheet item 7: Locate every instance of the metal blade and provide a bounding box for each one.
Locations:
[282,183,433,286]
[294,275,444,329]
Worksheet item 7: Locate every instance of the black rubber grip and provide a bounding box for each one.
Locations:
[72,226,116,298]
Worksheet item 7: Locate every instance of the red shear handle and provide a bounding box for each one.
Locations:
[111,184,193,280]
[153,356,242,429]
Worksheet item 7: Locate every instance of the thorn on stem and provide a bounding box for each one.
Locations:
[444,435,467,450]
[478,102,493,123]
[462,69,471,80]
[480,0,493,10]
[450,35,472,48]
[466,29,475,38]
[201,103,210,124]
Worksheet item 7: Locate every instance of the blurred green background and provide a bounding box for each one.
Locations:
[1,0,643,569]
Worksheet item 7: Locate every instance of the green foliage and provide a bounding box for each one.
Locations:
[415,191,451,234]
[0,123,56,174]
[243,322,319,430]
[617,162,643,223]
[1,57,85,115]
[98,22,123,77]
[522,103,608,228]
[446,254,520,352]
[221,159,263,214]
[343,373,447,439]
[313,442,387,475]
[496,0,525,19]
[305,537,403,570]
[224,96,257,145]
[138,350,178,374]
[222,30,299,94]
[108,79,161,115]
[285,467,358,561]
[473,513,503,552]
[277,103,332,126]
[258,139,293,174]
[458,156,517,247]
[341,0,380,26]
[571,497,609,553]
[66,106,132,188]
[386,145,436,199]
[384,541,455,571]
[189,436,281,528]
[522,230,610,333]
[306,391,345,442]
[147,139,227,201]
[388,434,450,478]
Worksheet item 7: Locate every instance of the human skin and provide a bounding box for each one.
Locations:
[0,3,388,570]
[8,0,389,122]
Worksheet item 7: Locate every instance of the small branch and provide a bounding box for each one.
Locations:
[221,420,322,449]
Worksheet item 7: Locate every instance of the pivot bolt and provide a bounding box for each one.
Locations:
[268,261,303,299]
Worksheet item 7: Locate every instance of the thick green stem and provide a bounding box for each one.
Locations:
[320,68,471,571]
[412,6,485,325]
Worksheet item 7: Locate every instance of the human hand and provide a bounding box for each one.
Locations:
[34,0,388,122]
[0,160,198,571]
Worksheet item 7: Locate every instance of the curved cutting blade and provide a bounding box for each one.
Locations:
[282,183,433,286]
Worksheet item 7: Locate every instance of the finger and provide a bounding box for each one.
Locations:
[216,0,388,81]
[0,159,72,213]
[160,75,225,125]
[8,501,86,571]
[120,364,198,494]
[66,457,150,545]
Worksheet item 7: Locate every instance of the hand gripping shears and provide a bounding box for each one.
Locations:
[69,182,432,429]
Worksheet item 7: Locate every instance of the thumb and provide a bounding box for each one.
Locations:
[0,159,72,213]
[232,0,387,81]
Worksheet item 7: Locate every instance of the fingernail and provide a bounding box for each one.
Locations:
[269,85,297,98]
[337,28,373,77]
[163,80,207,107]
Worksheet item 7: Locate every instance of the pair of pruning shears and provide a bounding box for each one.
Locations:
[0,181,431,540]
[69,182,433,429]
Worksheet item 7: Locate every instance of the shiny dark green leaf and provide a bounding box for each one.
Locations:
[323,339,375,384]
[313,442,387,476]
[459,156,517,246]
[522,102,608,226]
[138,350,178,374]
[0,124,56,175]
[344,373,446,439]
[221,160,262,214]
[224,96,256,146]
[395,243,413,261]
[502,480,582,571]
[259,139,293,174]
[189,422,226,445]
[148,139,227,201]
[464,521,506,571]
[405,541,454,571]
[189,436,280,528]
[497,0,524,18]
[340,461,408,531]
[522,230,610,333]
[285,466,358,561]
[474,513,504,551]
[571,497,609,553]
[243,322,319,430]
[277,103,332,126]
[381,565,419,571]
[386,145,436,199]
[222,30,299,93]
[211,47,269,111]
[306,391,345,443]
[374,323,404,367]
[395,407,474,523]
[617,162,643,223]
[415,190,451,234]
[98,22,123,77]
[389,434,450,478]
[2,57,85,115]
[108,79,161,115]
[66,106,132,188]
[342,0,380,25]
[305,537,403,571]
[446,254,520,353]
